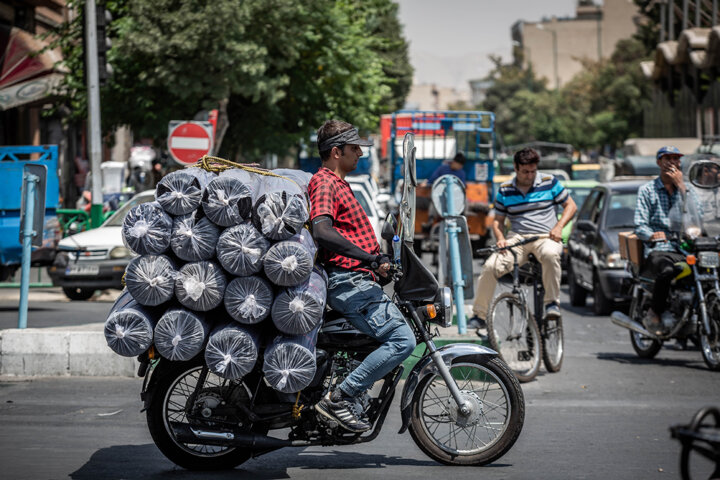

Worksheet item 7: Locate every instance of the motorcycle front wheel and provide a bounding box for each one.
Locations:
[700,292,720,371]
[146,356,265,470]
[408,358,525,466]
[487,292,542,382]
[542,316,564,373]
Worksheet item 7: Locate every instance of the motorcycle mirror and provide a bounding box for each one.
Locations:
[431,174,466,217]
[382,213,397,242]
[689,160,720,189]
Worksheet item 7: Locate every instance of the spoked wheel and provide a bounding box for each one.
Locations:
[630,297,662,359]
[408,358,525,466]
[487,292,542,382]
[542,316,564,373]
[700,293,720,371]
[146,357,265,470]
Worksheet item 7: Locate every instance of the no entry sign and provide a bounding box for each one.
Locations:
[167,121,214,165]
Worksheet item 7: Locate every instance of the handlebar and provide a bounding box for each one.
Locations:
[475,234,545,257]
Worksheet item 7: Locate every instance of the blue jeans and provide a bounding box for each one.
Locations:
[326,268,416,397]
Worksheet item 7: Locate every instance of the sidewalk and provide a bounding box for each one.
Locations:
[0,286,486,378]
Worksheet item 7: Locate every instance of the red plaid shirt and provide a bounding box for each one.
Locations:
[308,167,380,273]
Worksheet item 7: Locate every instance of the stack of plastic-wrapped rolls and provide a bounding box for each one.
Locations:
[104,163,326,394]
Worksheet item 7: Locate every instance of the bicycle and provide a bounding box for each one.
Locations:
[670,406,720,480]
[477,235,564,382]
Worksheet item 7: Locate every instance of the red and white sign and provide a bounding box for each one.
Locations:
[167,121,214,165]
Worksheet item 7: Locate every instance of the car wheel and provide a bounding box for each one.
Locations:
[592,272,612,316]
[567,264,586,307]
[62,287,96,301]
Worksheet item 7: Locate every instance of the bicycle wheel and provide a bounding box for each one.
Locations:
[542,316,564,373]
[487,292,542,382]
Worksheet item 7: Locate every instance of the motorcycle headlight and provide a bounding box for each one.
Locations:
[605,252,626,269]
[109,246,134,259]
[440,287,453,328]
[685,225,702,240]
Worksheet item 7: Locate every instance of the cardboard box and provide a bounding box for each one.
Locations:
[618,231,644,266]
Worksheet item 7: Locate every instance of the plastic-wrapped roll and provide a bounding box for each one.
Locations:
[263,229,316,286]
[271,269,327,335]
[154,308,211,361]
[224,276,274,324]
[201,169,259,227]
[252,174,309,241]
[121,202,173,255]
[216,223,270,276]
[104,290,159,357]
[204,323,260,380]
[263,324,320,393]
[155,168,216,215]
[175,261,227,311]
[124,254,177,306]
[170,213,220,262]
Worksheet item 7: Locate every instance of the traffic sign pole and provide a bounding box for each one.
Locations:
[18,172,38,329]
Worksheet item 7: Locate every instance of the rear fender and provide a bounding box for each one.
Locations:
[398,342,497,433]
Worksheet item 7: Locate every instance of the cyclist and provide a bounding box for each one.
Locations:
[468,147,577,330]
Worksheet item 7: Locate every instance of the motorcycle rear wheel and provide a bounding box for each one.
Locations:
[487,292,542,382]
[146,357,264,470]
[700,293,720,371]
[542,316,564,373]
[408,358,524,466]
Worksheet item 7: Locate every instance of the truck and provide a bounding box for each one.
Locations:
[0,145,61,281]
[383,110,496,254]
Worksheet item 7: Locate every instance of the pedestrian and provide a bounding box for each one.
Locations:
[308,119,416,433]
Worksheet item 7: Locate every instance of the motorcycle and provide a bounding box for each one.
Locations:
[136,133,525,469]
[611,159,720,371]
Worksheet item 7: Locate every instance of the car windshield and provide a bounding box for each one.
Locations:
[605,192,638,229]
[566,187,593,209]
[103,193,155,226]
[572,169,600,181]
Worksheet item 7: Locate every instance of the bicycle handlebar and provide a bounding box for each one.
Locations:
[475,234,547,256]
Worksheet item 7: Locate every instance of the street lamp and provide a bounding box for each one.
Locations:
[537,24,559,90]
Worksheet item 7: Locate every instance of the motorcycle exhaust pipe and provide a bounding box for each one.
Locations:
[170,422,296,449]
[610,311,657,338]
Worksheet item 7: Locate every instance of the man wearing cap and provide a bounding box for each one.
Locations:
[635,146,701,334]
[308,119,416,433]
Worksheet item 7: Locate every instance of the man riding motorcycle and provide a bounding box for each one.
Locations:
[634,145,702,335]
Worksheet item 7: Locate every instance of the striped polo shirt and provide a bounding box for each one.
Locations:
[494,172,568,234]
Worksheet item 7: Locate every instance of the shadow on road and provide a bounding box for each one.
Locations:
[595,352,708,371]
[70,444,452,479]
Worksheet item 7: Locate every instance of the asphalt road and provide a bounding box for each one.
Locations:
[1,287,720,479]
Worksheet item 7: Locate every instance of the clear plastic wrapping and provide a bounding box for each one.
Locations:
[224,276,274,324]
[201,169,259,227]
[216,223,270,276]
[104,290,159,357]
[155,168,216,215]
[262,324,320,393]
[171,213,220,262]
[271,268,327,335]
[154,308,211,361]
[121,202,173,255]
[263,229,316,286]
[124,254,177,306]
[252,173,309,240]
[175,261,227,311]
[204,322,260,379]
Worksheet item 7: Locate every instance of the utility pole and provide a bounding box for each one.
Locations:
[85,0,103,227]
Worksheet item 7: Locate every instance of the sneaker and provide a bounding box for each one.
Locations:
[467,315,487,330]
[315,391,371,433]
[544,302,562,320]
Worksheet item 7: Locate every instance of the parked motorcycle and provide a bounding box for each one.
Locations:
[137,134,525,469]
[611,159,720,371]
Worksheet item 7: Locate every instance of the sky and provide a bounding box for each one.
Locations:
[394,0,578,90]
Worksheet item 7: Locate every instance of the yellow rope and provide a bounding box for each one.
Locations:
[292,391,305,419]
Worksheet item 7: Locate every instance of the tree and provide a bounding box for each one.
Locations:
[48,0,411,160]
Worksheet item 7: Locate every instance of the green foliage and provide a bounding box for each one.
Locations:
[47,0,411,160]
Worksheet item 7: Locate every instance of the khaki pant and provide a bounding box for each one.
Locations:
[472,233,563,320]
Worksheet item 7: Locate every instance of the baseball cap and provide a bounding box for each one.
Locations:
[656,145,684,160]
[318,128,373,153]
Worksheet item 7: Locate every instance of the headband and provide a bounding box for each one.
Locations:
[317,128,373,153]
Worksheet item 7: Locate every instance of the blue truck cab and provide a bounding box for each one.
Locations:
[0,145,61,281]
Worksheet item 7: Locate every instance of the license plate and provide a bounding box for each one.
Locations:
[698,252,720,268]
[65,264,100,276]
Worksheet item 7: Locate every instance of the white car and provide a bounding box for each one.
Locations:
[347,176,385,244]
[47,190,155,300]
